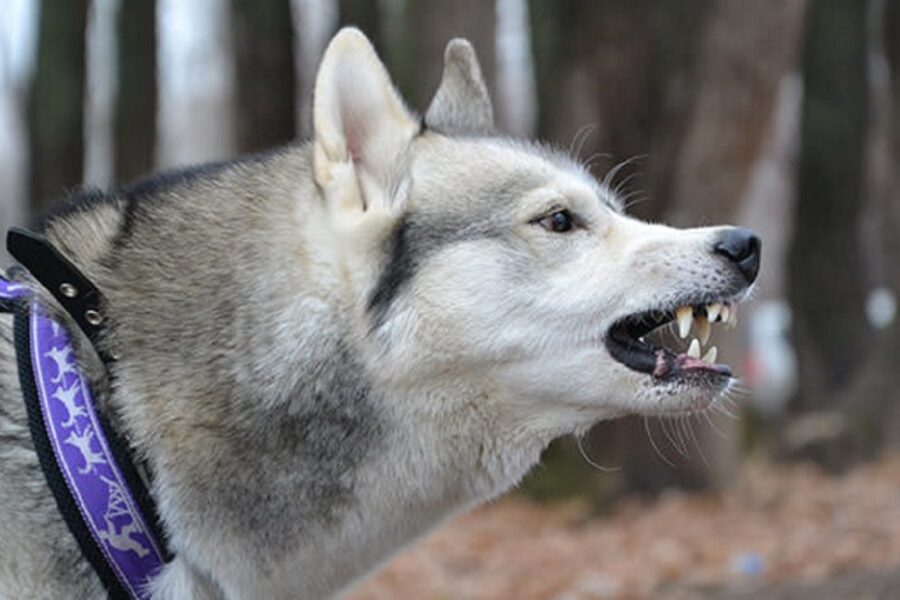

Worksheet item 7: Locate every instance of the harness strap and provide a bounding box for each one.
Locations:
[7,227,116,364]
[0,275,171,599]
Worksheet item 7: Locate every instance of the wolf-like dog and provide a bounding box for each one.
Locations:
[0,28,760,599]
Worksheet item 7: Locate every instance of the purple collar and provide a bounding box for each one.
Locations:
[0,277,168,598]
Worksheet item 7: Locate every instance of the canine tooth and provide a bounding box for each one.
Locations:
[676,306,693,338]
[707,303,722,322]
[687,338,701,359]
[720,304,730,324]
[696,315,711,345]
[728,304,739,328]
[702,346,718,363]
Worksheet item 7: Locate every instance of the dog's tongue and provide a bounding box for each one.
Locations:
[653,350,732,378]
[679,355,732,374]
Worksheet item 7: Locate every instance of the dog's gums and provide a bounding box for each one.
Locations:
[604,300,741,383]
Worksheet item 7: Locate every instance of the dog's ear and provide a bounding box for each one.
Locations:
[313,28,418,216]
[425,39,494,136]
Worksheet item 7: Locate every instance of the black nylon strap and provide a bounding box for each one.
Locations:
[7,227,115,364]
[13,299,129,599]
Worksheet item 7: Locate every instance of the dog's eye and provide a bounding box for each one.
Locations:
[538,210,575,233]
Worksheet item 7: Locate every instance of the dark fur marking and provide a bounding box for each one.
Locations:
[110,145,291,256]
[368,219,414,326]
[367,214,500,328]
[201,343,385,555]
[37,187,118,232]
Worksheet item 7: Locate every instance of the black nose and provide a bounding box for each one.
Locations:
[713,227,761,284]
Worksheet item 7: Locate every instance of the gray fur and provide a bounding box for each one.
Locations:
[425,39,494,135]
[1,145,390,597]
[0,29,752,599]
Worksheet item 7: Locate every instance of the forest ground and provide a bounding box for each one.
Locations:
[350,454,900,599]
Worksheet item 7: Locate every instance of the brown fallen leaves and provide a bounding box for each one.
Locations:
[350,455,900,599]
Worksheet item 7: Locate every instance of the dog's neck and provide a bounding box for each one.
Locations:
[226,382,551,598]
[30,150,563,598]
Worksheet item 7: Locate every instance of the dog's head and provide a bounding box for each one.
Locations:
[312,29,760,434]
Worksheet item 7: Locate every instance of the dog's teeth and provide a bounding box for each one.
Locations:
[687,338,701,359]
[676,306,693,338]
[707,303,722,323]
[696,315,711,345]
[728,303,739,328]
[702,346,718,363]
[720,304,730,324]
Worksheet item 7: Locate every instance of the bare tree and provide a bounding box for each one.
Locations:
[28,1,88,217]
[115,0,157,183]
[666,0,807,227]
[232,0,295,154]
[784,0,871,467]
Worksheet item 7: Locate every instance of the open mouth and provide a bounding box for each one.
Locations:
[604,300,740,383]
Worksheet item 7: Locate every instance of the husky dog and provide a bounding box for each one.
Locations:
[0,28,759,599]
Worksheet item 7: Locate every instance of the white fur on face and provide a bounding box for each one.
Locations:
[368,135,743,434]
[308,27,744,476]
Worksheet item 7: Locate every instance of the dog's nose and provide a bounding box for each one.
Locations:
[713,227,761,284]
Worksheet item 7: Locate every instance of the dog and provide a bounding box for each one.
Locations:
[0,28,760,599]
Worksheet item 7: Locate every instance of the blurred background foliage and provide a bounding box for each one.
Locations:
[2,0,900,508]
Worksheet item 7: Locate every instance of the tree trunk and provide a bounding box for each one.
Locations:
[529,0,713,221]
[156,0,236,168]
[666,0,807,227]
[28,1,88,218]
[833,0,900,457]
[784,0,871,468]
[115,0,157,183]
[232,0,295,154]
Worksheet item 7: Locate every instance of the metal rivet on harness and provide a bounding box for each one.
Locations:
[59,282,78,298]
[85,309,103,326]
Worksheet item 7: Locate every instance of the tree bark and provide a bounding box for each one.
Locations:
[529,0,712,220]
[788,0,870,408]
[667,0,807,227]
[28,1,89,218]
[232,0,296,154]
[115,0,157,183]
[781,0,872,468]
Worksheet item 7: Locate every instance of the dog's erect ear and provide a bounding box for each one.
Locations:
[313,28,418,215]
[425,39,494,136]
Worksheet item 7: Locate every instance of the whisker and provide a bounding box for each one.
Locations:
[576,434,621,472]
[569,123,598,160]
[703,409,728,439]
[712,401,740,420]
[583,152,611,173]
[644,416,677,467]
[722,395,741,412]
[689,414,710,466]
[601,154,647,189]
[612,171,642,198]
[659,417,681,457]
[669,416,690,457]
[621,193,650,212]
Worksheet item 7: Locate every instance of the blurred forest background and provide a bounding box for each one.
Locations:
[3,0,900,596]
